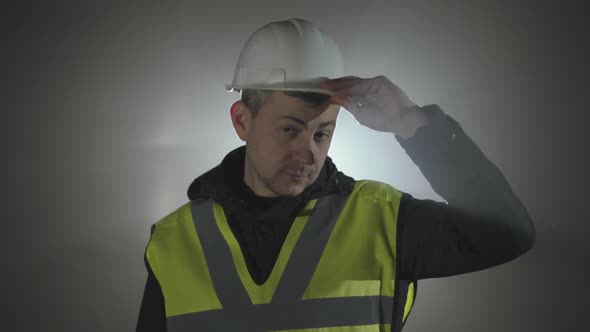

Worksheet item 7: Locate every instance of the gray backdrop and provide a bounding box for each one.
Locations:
[4,1,588,331]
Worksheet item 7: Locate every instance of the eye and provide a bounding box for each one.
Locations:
[315,131,331,140]
[281,127,299,136]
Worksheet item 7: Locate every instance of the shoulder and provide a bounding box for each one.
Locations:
[353,179,403,203]
[152,201,193,230]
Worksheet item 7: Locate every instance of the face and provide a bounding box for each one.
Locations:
[231,91,340,197]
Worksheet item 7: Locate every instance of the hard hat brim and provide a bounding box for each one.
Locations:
[225,84,336,96]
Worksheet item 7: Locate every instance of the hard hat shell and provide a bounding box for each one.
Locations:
[226,18,344,96]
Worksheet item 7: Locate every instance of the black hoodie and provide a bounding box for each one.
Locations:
[136,104,535,332]
[187,144,356,284]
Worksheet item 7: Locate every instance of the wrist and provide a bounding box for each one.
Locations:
[392,106,430,139]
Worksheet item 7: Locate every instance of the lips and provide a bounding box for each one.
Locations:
[285,172,307,177]
[284,171,308,181]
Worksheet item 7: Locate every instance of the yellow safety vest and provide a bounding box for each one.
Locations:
[146,180,417,331]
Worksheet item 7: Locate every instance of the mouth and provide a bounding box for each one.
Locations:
[283,171,309,182]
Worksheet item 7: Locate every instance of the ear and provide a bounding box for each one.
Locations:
[230,100,251,141]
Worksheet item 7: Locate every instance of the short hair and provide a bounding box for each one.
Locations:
[240,89,332,118]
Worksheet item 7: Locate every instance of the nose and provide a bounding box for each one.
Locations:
[290,133,317,168]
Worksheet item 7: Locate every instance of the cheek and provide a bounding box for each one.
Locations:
[314,154,329,173]
[255,142,286,173]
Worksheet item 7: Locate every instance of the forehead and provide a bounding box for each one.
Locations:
[262,91,340,123]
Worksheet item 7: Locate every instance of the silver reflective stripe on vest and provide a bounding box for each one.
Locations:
[272,194,348,302]
[168,296,394,331]
[173,194,395,331]
[189,197,252,309]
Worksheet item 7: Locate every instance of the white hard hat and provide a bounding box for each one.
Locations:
[226,18,344,96]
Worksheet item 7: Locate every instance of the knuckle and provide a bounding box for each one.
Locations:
[376,75,387,82]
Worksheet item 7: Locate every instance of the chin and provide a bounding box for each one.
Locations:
[277,184,306,197]
[270,172,313,197]
[275,188,301,197]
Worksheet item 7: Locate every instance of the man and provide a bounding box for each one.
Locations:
[136,18,535,331]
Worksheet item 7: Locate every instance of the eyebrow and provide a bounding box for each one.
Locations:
[278,116,336,129]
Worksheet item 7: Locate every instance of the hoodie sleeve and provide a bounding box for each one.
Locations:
[394,104,536,280]
[136,246,167,331]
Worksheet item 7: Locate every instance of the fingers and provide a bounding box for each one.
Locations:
[320,76,393,118]
[320,76,376,100]
[330,94,353,108]
[330,92,363,117]
[322,78,363,109]
[321,76,363,92]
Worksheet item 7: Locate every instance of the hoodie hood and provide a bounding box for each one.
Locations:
[187,145,355,216]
